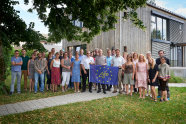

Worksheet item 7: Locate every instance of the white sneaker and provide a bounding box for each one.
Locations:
[146,94,148,97]
[150,94,152,97]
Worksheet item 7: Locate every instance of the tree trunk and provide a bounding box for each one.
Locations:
[0,39,8,94]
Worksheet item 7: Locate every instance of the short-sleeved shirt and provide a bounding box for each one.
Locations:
[21,56,29,70]
[156,57,170,65]
[70,57,75,63]
[79,55,86,62]
[106,56,112,66]
[11,56,22,72]
[148,64,159,80]
[95,56,106,65]
[81,56,94,69]
[111,56,125,67]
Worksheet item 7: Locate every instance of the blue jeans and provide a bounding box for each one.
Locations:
[10,71,21,93]
[34,72,44,92]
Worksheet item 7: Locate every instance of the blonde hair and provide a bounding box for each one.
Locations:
[148,57,155,69]
[138,54,146,62]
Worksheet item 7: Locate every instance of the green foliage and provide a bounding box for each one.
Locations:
[26,0,147,43]
[169,73,185,83]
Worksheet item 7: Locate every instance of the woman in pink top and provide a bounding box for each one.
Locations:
[136,54,148,99]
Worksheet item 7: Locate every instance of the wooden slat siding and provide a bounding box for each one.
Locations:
[170,20,183,43]
[152,42,170,59]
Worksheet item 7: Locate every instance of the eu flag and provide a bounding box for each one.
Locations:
[90,65,119,85]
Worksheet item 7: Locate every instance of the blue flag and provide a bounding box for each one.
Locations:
[90,65,119,85]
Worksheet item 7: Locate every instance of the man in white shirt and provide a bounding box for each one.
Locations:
[81,51,95,92]
[111,49,125,94]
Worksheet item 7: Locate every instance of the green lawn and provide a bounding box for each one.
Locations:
[0,87,185,124]
[0,75,74,105]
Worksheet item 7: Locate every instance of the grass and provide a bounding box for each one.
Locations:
[0,75,74,105]
[169,73,186,83]
[0,87,185,124]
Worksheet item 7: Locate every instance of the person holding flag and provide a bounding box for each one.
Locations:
[95,49,107,94]
[111,49,125,94]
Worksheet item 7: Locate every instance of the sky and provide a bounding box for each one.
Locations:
[14,0,186,34]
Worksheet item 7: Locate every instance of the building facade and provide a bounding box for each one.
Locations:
[62,3,186,67]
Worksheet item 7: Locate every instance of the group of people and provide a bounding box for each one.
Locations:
[10,47,170,102]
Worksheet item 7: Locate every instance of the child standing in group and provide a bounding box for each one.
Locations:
[158,57,170,102]
[136,54,148,99]
[71,52,81,93]
[123,54,135,96]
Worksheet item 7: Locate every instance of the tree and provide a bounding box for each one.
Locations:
[0,0,45,94]
[27,0,147,42]
[0,0,147,93]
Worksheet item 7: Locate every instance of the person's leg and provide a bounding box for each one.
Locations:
[62,72,66,92]
[139,87,142,98]
[126,84,129,94]
[40,73,44,92]
[74,82,76,92]
[77,82,80,92]
[34,72,39,93]
[32,79,34,92]
[146,83,149,96]
[10,71,16,93]
[82,71,87,92]
[118,70,122,93]
[23,70,28,91]
[166,86,170,99]
[29,79,32,92]
[97,83,101,92]
[102,84,106,94]
[17,71,22,93]
[164,90,168,101]
[152,86,157,101]
[158,79,161,98]
[65,72,70,90]
[142,88,145,98]
[130,85,133,96]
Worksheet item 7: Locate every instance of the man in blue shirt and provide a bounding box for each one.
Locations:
[10,50,23,95]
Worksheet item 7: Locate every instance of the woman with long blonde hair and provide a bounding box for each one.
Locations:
[148,57,159,102]
[136,54,148,99]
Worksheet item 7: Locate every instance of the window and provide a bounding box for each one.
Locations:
[151,15,167,40]
[151,15,156,39]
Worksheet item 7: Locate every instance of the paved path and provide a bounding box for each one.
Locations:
[0,90,118,116]
[168,83,186,87]
[0,83,185,116]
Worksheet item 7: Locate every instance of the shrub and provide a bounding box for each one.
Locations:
[169,73,185,83]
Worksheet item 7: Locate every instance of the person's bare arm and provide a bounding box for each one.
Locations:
[135,63,138,81]
[50,60,54,71]
[27,60,30,75]
[132,63,135,80]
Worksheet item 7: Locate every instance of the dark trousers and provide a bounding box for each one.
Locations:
[47,70,51,89]
[98,83,106,92]
[82,69,92,91]
[68,76,74,88]
[158,79,170,98]
[106,84,112,90]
